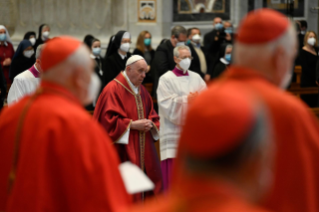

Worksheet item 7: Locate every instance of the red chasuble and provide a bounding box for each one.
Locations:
[213,66,319,212]
[0,81,131,212]
[94,72,163,202]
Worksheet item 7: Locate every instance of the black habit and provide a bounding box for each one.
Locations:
[103,31,131,88]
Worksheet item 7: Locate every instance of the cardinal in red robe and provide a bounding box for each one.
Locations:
[94,55,163,202]
[211,9,319,212]
[124,82,273,212]
[0,36,131,212]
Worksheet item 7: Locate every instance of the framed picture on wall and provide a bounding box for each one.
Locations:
[173,0,231,22]
[263,0,305,17]
[138,0,157,23]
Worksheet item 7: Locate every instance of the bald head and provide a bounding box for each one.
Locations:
[213,17,222,25]
[126,59,147,87]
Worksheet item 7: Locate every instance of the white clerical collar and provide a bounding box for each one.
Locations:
[220,58,229,65]
[34,64,40,73]
[118,51,127,60]
[123,71,139,94]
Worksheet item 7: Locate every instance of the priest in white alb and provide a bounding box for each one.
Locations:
[156,45,207,190]
[7,44,44,105]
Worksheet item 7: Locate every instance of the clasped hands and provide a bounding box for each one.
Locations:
[131,119,153,132]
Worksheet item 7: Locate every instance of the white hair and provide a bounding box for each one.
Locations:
[233,23,296,66]
[43,44,91,78]
[35,44,44,59]
[174,45,191,58]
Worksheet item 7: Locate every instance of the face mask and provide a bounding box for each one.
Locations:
[84,72,101,105]
[176,41,185,47]
[29,38,36,46]
[144,38,151,46]
[0,34,6,41]
[215,23,223,30]
[120,43,130,52]
[42,31,50,38]
[301,30,306,35]
[186,40,191,45]
[225,53,231,62]
[192,34,201,43]
[307,37,316,46]
[92,47,101,56]
[179,58,191,73]
[225,28,233,34]
[23,49,34,58]
[280,69,293,89]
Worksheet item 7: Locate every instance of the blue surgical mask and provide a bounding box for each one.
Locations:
[186,39,191,45]
[215,23,223,30]
[144,38,151,46]
[225,28,233,34]
[92,47,101,56]
[0,34,6,41]
[225,54,231,62]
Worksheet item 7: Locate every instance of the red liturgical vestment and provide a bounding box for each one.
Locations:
[94,73,163,201]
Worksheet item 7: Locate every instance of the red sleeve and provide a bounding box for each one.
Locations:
[94,84,132,142]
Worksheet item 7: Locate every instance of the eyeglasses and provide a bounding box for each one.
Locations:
[178,56,193,60]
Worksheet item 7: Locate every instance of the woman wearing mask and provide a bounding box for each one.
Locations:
[133,30,155,83]
[9,40,35,81]
[0,25,15,85]
[23,31,36,47]
[34,24,50,50]
[300,31,318,107]
[103,31,132,87]
[212,44,232,79]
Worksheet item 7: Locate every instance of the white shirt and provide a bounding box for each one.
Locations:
[118,51,127,60]
[157,70,207,161]
[7,66,40,105]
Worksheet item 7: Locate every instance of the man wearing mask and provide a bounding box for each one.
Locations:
[150,25,187,97]
[204,17,226,75]
[104,31,132,87]
[224,21,234,44]
[157,45,206,190]
[209,9,319,212]
[0,36,132,211]
[7,44,44,105]
[186,28,210,82]
[94,55,162,203]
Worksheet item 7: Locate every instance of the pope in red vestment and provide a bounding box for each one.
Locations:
[94,55,163,202]
[211,9,319,212]
[0,36,131,212]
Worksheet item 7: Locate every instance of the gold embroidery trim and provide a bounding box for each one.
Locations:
[114,79,135,96]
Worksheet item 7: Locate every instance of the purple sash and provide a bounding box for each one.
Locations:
[172,66,189,77]
[28,65,40,78]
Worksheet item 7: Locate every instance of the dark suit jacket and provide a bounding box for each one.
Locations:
[150,40,175,97]
[133,48,155,83]
[187,43,208,79]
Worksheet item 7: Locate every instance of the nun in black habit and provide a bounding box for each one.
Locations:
[211,44,233,79]
[9,40,35,81]
[23,31,37,61]
[103,31,132,87]
[34,24,50,50]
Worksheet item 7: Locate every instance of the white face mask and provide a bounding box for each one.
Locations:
[42,31,50,38]
[192,34,201,43]
[179,58,191,74]
[29,38,36,46]
[84,72,101,105]
[23,49,34,58]
[176,41,185,47]
[307,37,316,46]
[120,43,130,52]
[301,30,306,35]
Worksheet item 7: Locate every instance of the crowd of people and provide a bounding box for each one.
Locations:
[1,8,319,212]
